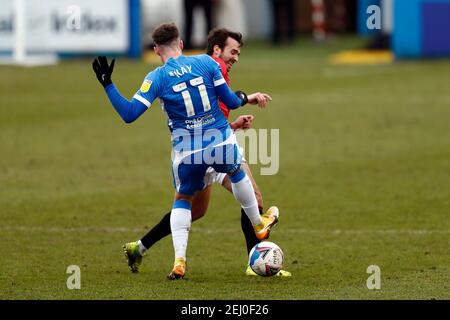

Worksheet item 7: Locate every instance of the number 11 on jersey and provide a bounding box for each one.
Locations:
[173,76,211,116]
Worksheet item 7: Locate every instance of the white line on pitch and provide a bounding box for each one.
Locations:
[0,225,448,235]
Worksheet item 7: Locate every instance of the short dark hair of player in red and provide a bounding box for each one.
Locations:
[206,28,244,55]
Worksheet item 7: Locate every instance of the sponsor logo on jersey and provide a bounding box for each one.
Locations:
[140,79,152,93]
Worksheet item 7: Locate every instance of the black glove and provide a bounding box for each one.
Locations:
[92,56,115,87]
[235,90,248,106]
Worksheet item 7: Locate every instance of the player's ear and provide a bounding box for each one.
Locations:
[179,39,184,51]
[154,45,160,56]
[213,45,222,57]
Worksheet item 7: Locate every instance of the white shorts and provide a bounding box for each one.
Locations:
[203,143,245,188]
[203,167,227,187]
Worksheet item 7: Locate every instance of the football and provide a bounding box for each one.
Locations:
[248,241,284,276]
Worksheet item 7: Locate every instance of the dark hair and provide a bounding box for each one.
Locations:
[152,23,180,46]
[206,28,243,55]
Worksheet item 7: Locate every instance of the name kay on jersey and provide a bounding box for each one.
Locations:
[168,65,193,78]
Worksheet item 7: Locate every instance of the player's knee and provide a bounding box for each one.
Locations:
[228,168,246,184]
[175,193,193,202]
[190,196,209,221]
[191,210,206,222]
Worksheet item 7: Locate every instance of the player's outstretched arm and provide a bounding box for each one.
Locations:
[247,92,272,108]
[215,83,248,109]
[92,56,148,124]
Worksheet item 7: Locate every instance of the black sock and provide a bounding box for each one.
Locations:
[140,211,172,250]
[241,207,263,255]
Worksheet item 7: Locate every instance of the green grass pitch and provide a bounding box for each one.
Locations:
[0,37,449,299]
